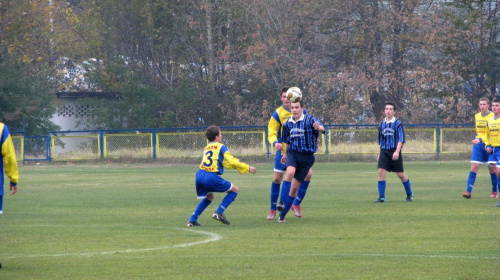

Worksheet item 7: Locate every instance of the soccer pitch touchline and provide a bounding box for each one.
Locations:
[284,253,499,260]
[1,227,221,259]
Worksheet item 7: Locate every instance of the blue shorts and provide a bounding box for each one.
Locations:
[285,149,315,182]
[195,169,233,199]
[489,147,500,165]
[274,150,286,173]
[471,143,496,164]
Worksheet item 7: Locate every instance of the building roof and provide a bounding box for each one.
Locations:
[56,91,121,99]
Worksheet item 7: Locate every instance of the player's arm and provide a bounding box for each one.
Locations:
[473,116,482,144]
[485,122,493,153]
[280,123,291,164]
[312,116,325,133]
[268,113,281,149]
[221,150,252,174]
[1,129,19,194]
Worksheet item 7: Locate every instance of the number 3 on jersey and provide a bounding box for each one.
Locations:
[203,150,213,167]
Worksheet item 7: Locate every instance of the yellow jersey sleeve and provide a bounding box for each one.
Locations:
[222,151,250,174]
[1,123,19,184]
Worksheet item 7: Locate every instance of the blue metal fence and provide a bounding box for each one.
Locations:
[12,124,475,162]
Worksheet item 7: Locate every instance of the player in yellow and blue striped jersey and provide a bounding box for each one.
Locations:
[187,125,256,226]
[462,97,497,199]
[0,122,19,215]
[482,96,500,207]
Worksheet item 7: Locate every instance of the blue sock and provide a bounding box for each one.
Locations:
[216,191,238,214]
[403,179,412,196]
[270,182,280,210]
[378,181,386,198]
[0,195,3,213]
[189,198,212,222]
[294,180,310,206]
[280,180,291,203]
[490,173,498,193]
[282,195,296,216]
[467,171,476,193]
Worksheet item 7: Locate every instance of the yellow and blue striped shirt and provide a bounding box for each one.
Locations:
[474,111,493,142]
[199,141,249,175]
[1,122,19,191]
[484,115,500,148]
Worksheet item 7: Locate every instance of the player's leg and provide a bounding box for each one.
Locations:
[278,151,297,212]
[375,149,389,202]
[269,152,285,219]
[279,152,314,222]
[188,171,213,226]
[464,144,485,198]
[375,168,387,202]
[292,168,312,217]
[487,163,498,198]
[278,165,295,211]
[213,179,239,225]
[188,193,213,227]
[396,171,413,201]
[268,171,283,219]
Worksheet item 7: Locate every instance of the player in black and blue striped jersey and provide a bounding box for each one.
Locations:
[374,102,413,203]
[267,88,312,220]
[277,100,325,223]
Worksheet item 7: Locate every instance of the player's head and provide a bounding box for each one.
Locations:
[479,97,490,104]
[491,96,500,116]
[281,87,291,108]
[385,102,396,111]
[479,97,490,113]
[281,87,290,96]
[290,100,304,118]
[206,125,221,141]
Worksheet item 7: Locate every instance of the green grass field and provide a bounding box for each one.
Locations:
[1,161,498,279]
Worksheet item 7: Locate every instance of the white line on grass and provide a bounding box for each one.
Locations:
[304,253,499,260]
[1,227,221,259]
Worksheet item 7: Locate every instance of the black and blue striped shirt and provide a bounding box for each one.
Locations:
[283,114,323,153]
[379,117,405,150]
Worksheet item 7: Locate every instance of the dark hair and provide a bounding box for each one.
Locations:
[281,87,290,96]
[205,125,220,141]
[493,96,500,103]
[291,100,304,107]
[385,102,396,111]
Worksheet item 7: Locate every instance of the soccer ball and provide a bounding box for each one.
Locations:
[286,87,302,102]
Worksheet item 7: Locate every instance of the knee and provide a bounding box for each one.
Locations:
[305,169,313,180]
[377,169,386,179]
[206,193,214,201]
[273,173,283,184]
[231,185,239,193]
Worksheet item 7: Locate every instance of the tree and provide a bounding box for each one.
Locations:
[0,52,58,135]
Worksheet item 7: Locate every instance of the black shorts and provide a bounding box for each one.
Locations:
[285,149,315,182]
[378,149,404,172]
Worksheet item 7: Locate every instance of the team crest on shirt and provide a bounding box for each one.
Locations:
[382,128,395,135]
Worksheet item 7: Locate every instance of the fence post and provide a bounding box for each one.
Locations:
[325,127,329,154]
[436,125,440,158]
[99,131,105,158]
[152,130,157,159]
[47,133,52,161]
[265,126,270,159]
